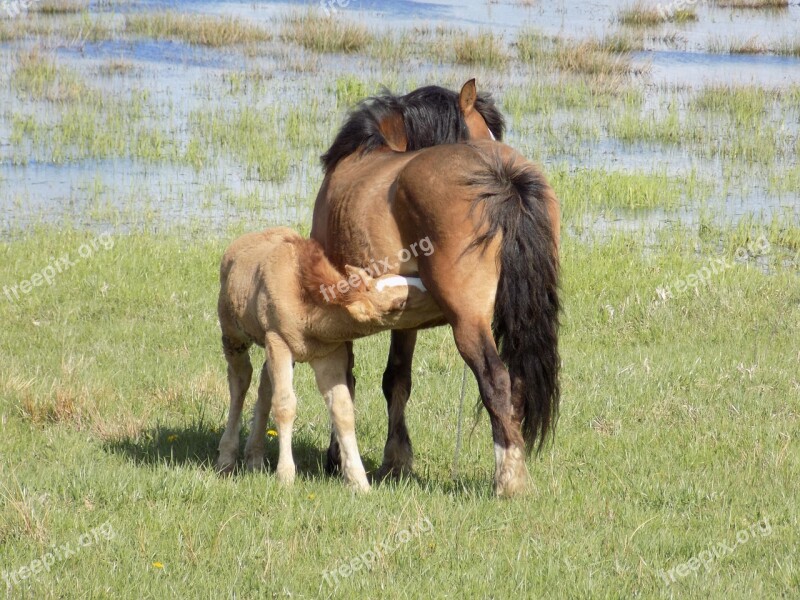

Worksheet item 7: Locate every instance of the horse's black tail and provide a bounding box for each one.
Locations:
[467,148,561,453]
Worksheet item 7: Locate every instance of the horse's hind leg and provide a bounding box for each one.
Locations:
[451,322,528,497]
[311,345,370,491]
[421,250,528,497]
[244,362,273,471]
[376,329,417,480]
[217,334,253,475]
[262,333,298,485]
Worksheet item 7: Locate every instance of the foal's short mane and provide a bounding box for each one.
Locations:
[295,238,364,307]
[321,85,505,174]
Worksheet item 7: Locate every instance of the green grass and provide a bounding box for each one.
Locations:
[708,35,767,54]
[0,13,114,43]
[333,75,371,109]
[453,31,509,67]
[125,12,272,47]
[31,0,89,14]
[618,2,697,26]
[281,12,374,53]
[516,31,641,77]
[185,103,331,181]
[607,86,797,165]
[619,2,670,26]
[1,4,799,598]
[617,2,697,27]
[551,166,709,218]
[775,37,800,56]
[0,227,797,597]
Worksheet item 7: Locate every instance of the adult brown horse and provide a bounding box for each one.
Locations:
[310,80,560,496]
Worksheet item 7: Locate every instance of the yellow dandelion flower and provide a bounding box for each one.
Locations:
[166,435,178,443]
[307,493,316,500]
[266,429,278,437]
[152,562,164,569]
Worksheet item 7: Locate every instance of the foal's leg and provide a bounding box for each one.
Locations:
[263,334,298,485]
[244,362,273,471]
[217,336,253,474]
[376,329,417,480]
[324,341,355,474]
[311,345,370,492]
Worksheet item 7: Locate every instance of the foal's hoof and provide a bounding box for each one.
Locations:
[276,465,296,485]
[351,480,371,493]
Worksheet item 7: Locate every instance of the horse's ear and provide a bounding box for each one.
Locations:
[344,265,373,291]
[459,79,477,115]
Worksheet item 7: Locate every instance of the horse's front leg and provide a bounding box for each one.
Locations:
[311,345,370,492]
[376,329,417,480]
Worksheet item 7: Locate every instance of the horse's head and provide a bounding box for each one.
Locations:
[321,80,505,174]
[457,79,498,142]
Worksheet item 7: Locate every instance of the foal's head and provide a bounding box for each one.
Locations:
[339,266,413,325]
[297,241,410,324]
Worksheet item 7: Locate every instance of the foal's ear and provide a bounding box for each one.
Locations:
[344,265,373,290]
[459,78,477,115]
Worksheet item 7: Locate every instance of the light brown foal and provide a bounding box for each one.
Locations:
[216,228,439,490]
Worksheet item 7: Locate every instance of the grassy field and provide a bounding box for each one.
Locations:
[2,2,800,599]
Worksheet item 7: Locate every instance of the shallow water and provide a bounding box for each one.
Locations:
[1,0,798,236]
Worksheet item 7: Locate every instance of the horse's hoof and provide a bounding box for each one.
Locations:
[324,447,342,475]
[245,456,267,473]
[494,447,530,498]
[216,460,236,477]
[374,463,413,482]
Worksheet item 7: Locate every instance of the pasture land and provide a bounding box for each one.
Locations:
[1,1,799,598]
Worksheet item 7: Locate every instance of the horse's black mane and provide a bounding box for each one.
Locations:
[321,85,505,174]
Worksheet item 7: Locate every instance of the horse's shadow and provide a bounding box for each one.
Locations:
[103,421,381,479]
[103,419,490,495]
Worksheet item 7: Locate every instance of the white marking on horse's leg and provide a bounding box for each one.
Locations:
[375,276,427,292]
[217,350,252,473]
[494,443,529,498]
[311,346,370,492]
[264,335,297,485]
[245,363,272,471]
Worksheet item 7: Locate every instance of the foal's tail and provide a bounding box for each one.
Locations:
[467,148,561,453]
